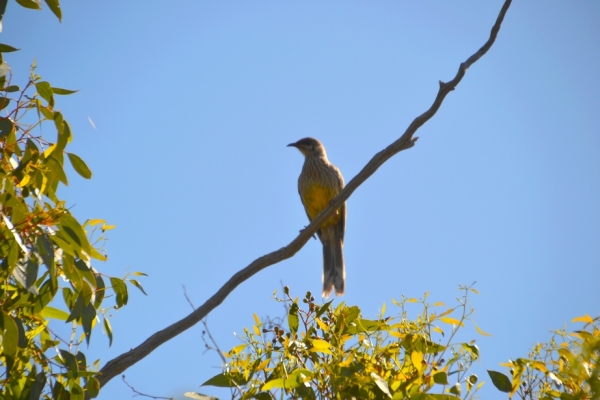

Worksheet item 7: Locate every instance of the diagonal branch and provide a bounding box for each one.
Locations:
[96,0,512,390]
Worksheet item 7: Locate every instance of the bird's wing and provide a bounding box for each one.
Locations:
[300,191,323,240]
[337,201,346,244]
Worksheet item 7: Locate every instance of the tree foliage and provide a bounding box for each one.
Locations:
[201,286,486,400]
[0,2,145,398]
[488,315,599,400]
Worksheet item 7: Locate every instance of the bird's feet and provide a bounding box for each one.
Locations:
[299,226,317,240]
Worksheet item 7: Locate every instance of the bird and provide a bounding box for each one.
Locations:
[287,137,346,298]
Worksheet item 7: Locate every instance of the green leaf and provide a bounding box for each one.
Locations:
[36,233,55,270]
[261,378,285,391]
[13,317,26,348]
[0,116,14,137]
[462,343,480,358]
[59,212,91,255]
[57,351,78,376]
[449,383,461,396]
[0,311,19,359]
[46,155,69,185]
[4,85,19,92]
[0,43,19,52]
[29,372,46,400]
[52,87,78,95]
[129,279,147,295]
[0,96,10,110]
[433,371,449,385]
[15,0,42,10]
[110,277,128,308]
[61,253,83,289]
[346,318,383,334]
[44,0,62,21]
[86,377,101,398]
[344,305,360,324]
[40,306,69,321]
[94,274,106,308]
[316,300,333,317]
[12,257,39,292]
[487,370,511,393]
[201,373,237,388]
[35,81,53,103]
[66,294,86,323]
[103,316,113,346]
[288,302,299,335]
[75,259,96,287]
[285,369,312,389]
[67,153,92,179]
[82,303,96,345]
[69,381,84,400]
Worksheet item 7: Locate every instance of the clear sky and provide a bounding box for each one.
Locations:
[3,1,599,399]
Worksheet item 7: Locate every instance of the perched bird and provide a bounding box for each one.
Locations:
[287,137,346,297]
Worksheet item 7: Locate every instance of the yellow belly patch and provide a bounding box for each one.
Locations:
[302,184,341,228]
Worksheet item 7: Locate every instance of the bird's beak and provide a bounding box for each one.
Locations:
[287,142,298,148]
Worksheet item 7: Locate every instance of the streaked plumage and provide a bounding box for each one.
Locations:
[288,137,346,297]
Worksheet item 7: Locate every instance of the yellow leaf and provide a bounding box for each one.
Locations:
[253,313,261,325]
[392,298,401,306]
[572,314,593,324]
[474,322,492,337]
[432,326,444,335]
[18,174,31,188]
[85,219,106,226]
[316,318,328,331]
[312,339,331,349]
[43,143,57,159]
[389,331,405,339]
[432,302,445,307]
[40,174,48,195]
[406,298,418,303]
[102,223,116,231]
[228,344,247,356]
[253,325,261,336]
[311,339,332,354]
[531,361,547,373]
[339,353,354,367]
[439,317,464,327]
[340,334,352,344]
[411,351,424,370]
[437,308,455,318]
[255,358,271,371]
[470,288,480,295]
[381,302,386,316]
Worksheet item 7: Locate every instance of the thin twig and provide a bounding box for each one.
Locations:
[121,375,173,400]
[183,285,227,363]
[95,0,512,391]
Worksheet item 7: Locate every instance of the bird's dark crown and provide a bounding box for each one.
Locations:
[287,137,323,151]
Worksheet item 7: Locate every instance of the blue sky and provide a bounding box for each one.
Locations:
[3,1,599,399]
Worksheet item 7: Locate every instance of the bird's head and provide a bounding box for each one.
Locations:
[287,137,326,157]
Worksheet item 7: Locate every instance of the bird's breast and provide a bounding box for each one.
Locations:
[300,184,341,227]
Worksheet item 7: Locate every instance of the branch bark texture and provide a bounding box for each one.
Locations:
[97,0,512,389]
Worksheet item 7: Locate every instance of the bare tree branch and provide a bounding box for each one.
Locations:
[96,0,512,390]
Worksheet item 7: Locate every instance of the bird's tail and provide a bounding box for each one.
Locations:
[322,227,345,298]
